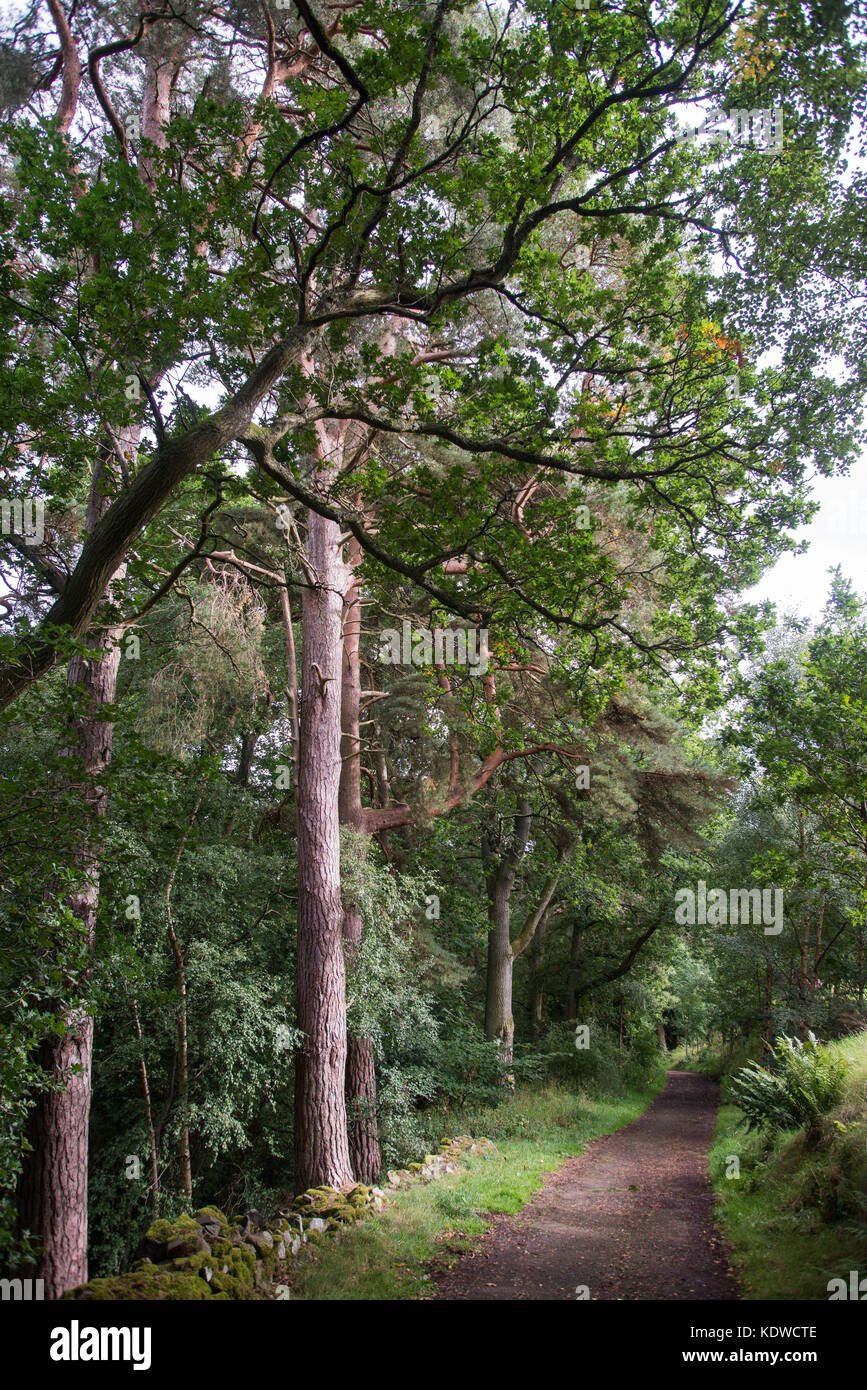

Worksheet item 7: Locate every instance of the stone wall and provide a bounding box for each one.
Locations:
[64,1135,495,1300]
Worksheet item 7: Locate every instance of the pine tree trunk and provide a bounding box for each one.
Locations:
[293,495,354,1192]
[344,968,381,1182]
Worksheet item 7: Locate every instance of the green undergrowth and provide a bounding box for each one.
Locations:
[669,1037,760,1082]
[287,1079,661,1301]
[709,1031,867,1299]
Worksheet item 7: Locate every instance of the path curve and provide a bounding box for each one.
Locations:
[435,1070,740,1301]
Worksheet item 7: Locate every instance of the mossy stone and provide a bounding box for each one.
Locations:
[193,1205,231,1236]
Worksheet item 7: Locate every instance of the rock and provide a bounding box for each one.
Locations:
[193,1206,229,1237]
[246,1231,274,1258]
[274,1285,292,1300]
[307,1217,327,1234]
[292,1186,360,1223]
[165,1234,208,1260]
[276,1240,286,1261]
[140,1214,201,1263]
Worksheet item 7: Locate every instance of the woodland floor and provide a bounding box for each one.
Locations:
[434,1070,740,1301]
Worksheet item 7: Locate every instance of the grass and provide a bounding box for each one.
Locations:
[285,1079,662,1300]
[668,1036,759,1082]
[708,1030,867,1300]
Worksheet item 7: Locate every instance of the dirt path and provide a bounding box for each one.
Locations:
[435,1070,740,1301]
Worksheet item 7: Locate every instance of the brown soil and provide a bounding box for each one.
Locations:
[435,1070,740,1301]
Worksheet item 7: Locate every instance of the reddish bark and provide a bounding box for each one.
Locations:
[293,488,354,1191]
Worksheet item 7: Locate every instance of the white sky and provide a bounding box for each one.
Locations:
[745,450,867,621]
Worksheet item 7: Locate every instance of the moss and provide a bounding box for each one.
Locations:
[174,1239,256,1298]
[193,1205,231,1235]
[144,1213,200,1245]
[252,1240,276,1277]
[67,1235,259,1302]
[293,1186,361,1221]
[65,1267,213,1301]
[213,1241,256,1297]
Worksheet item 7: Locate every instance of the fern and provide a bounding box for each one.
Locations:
[729,1033,846,1133]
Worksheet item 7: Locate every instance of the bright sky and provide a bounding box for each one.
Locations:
[746,450,867,621]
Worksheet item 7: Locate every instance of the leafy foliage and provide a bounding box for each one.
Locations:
[728,1033,846,1133]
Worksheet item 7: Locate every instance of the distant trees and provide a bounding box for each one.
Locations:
[713,574,867,1039]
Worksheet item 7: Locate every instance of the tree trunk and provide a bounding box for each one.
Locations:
[344,994,380,1184]
[164,795,202,1203]
[131,999,160,1217]
[763,961,773,1045]
[484,911,515,1061]
[293,488,354,1192]
[566,918,584,1022]
[16,451,126,1297]
[483,801,531,1064]
[527,910,548,1041]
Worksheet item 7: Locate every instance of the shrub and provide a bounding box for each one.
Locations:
[728,1033,846,1135]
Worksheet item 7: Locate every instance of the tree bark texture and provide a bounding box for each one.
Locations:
[293,485,354,1192]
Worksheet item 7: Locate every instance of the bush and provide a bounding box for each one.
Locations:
[728,1033,846,1135]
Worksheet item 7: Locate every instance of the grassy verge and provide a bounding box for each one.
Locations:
[668,1037,759,1081]
[286,1079,661,1300]
[708,1031,867,1300]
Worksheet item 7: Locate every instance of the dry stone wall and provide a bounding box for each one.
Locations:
[64,1136,495,1300]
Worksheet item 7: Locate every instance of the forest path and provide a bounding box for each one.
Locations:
[434,1070,740,1301]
